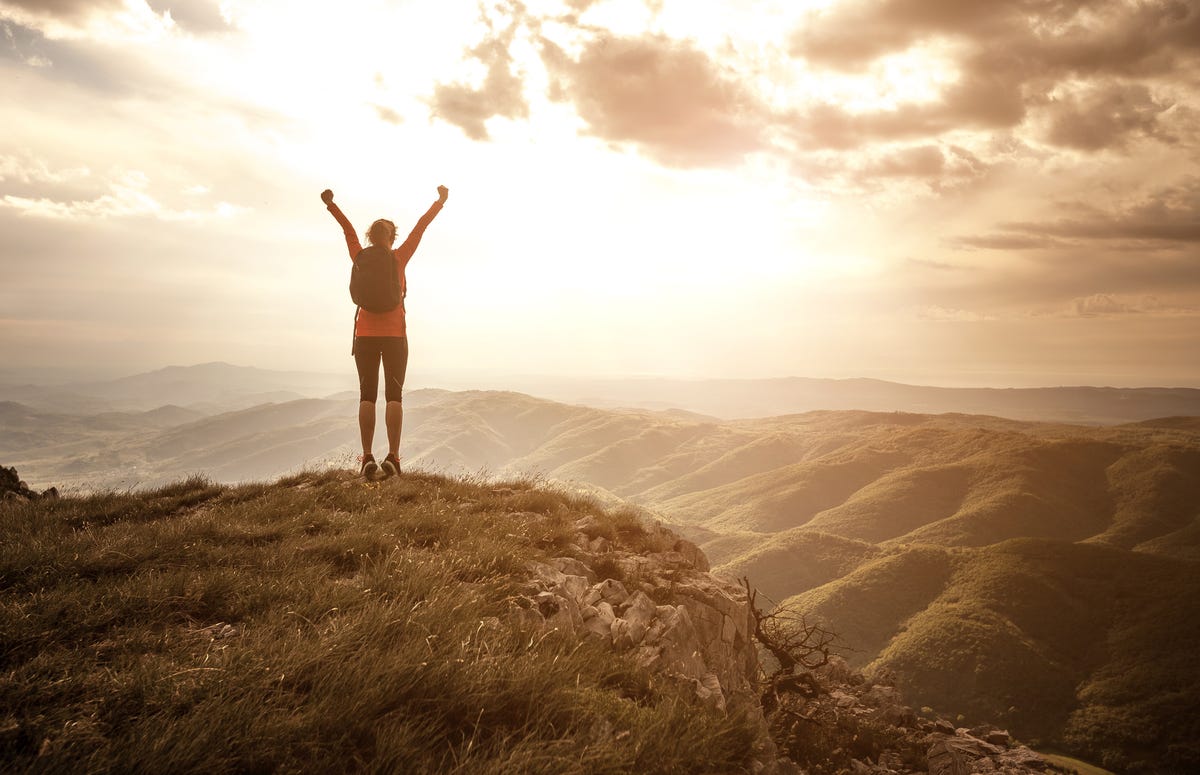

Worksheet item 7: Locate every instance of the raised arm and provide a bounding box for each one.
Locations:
[321,189,362,258]
[397,186,449,260]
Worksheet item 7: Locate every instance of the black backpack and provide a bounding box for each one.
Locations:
[349,245,401,313]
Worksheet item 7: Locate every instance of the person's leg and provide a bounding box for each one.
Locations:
[385,401,402,457]
[353,338,383,459]
[358,401,375,455]
[380,337,409,469]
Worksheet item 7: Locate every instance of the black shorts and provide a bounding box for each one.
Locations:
[353,336,408,403]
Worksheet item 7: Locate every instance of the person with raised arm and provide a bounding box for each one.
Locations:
[322,185,448,479]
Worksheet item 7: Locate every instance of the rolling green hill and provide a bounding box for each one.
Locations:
[781,539,1200,773]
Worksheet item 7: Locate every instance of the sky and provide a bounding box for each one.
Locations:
[1,0,1198,388]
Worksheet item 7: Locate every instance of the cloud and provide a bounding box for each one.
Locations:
[1041,81,1176,151]
[1062,293,1198,318]
[794,141,991,195]
[422,0,1197,196]
[915,242,1200,316]
[0,0,124,23]
[1003,180,1200,244]
[1071,293,1142,317]
[0,167,243,221]
[2,0,234,37]
[0,152,90,185]
[0,19,178,98]
[862,144,945,178]
[792,0,1200,76]
[906,258,972,272]
[429,4,529,141]
[951,234,1065,251]
[0,0,171,41]
[540,32,766,167]
[955,180,1200,254]
[787,0,1198,153]
[145,0,232,35]
[372,104,403,125]
[917,305,997,322]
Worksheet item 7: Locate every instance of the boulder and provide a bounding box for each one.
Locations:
[595,579,629,606]
[671,538,709,571]
[611,591,656,648]
[1,466,54,502]
[549,557,595,582]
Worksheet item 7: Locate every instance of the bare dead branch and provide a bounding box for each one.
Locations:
[742,576,843,712]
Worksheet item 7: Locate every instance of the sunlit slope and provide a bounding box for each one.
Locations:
[681,419,1200,563]
[784,539,1200,771]
[716,528,879,605]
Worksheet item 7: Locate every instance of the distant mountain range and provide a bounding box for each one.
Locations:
[528,375,1200,425]
[3,367,1199,771]
[4,361,1200,423]
[0,362,353,414]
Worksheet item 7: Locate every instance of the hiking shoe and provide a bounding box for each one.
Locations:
[380,453,401,478]
[360,455,378,479]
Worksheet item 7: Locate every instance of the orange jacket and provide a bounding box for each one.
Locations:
[328,199,444,337]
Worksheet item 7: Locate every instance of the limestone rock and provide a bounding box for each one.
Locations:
[550,557,595,582]
[673,537,709,571]
[611,591,656,648]
[515,517,790,772]
[595,579,629,606]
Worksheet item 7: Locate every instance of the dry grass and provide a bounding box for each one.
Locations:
[0,470,760,774]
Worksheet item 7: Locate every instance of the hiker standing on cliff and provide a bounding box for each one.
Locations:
[322,185,448,479]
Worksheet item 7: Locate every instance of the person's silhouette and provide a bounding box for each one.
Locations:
[322,185,448,478]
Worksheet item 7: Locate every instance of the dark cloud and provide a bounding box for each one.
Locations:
[1005,181,1200,243]
[145,0,232,35]
[792,0,1199,76]
[429,9,528,141]
[783,52,1032,151]
[425,0,1197,184]
[0,20,178,97]
[1042,81,1175,150]
[862,144,946,178]
[795,142,990,193]
[791,0,1021,70]
[1,18,284,134]
[788,0,1198,153]
[540,32,766,167]
[958,180,1200,252]
[905,244,1200,315]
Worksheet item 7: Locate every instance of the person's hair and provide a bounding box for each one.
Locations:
[366,219,396,246]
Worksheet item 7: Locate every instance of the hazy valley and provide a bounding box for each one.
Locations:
[4,364,1200,771]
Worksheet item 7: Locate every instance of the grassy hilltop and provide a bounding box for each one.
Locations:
[0,471,760,774]
[7,389,1200,772]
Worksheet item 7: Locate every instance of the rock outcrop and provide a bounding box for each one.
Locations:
[514,513,786,771]
[512,510,1053,775]
[1,466,57,502]
[782,657,1052,775]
